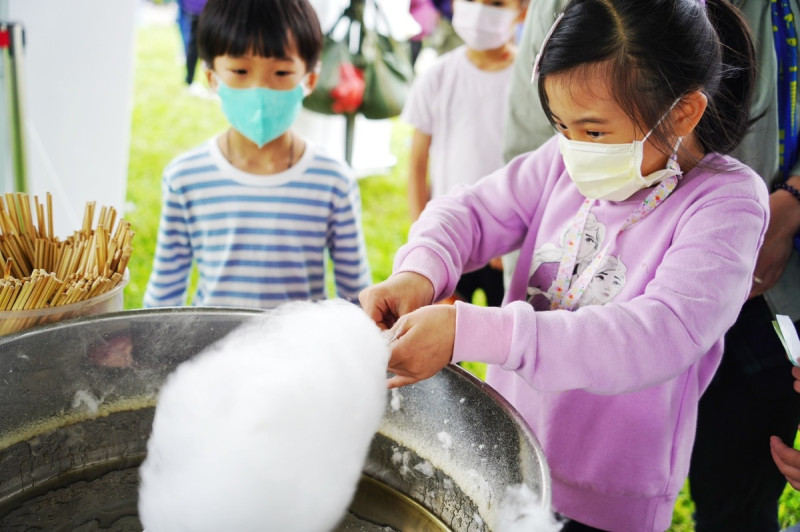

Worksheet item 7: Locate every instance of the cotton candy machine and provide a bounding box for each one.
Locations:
[0,308,551,531]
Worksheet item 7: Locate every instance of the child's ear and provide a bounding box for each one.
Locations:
[673,90,708,136]
[206,66,218,90]
[304,69,319,93]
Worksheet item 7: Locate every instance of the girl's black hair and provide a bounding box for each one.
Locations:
[197,0,322,71]
[536,0,756,156]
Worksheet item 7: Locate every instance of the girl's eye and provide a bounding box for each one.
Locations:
[587,131,604,139]
[554,122,567,131]
[275,71,294,77]
[231,69,247,75]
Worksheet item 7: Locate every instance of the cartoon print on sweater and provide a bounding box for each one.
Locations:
[577,254,627,306]
[526,213,625,309]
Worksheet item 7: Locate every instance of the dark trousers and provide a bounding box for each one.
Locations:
[185,14,201,85]
[454,264,504,307]
[690,296,800,532]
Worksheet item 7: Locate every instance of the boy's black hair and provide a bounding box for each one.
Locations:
[198,0,322,71]
[536,0,755,157]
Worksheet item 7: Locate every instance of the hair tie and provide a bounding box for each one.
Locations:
[531,12,565,84]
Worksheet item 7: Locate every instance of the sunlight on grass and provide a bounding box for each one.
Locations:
[126,20,800,532]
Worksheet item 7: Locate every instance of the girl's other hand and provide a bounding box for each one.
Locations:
[359,272,435,330]
[386,304,456,388]
[770,435,800,490]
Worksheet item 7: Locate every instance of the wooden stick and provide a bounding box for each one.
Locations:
[33,274,57,309]
[46,192,54,240]
[82,201,95,236]
[106,208,117,237]
[3,246,25,279]
[23,272,46,310]
[4,257,14,280]
[10,280,34,311]
[0,200,11,235]
[0,282,12,310]
[35,197,46,239]
[4,193,20,234]
[96,224,107,273]
[18,193,34,238]
[48,281,68,308]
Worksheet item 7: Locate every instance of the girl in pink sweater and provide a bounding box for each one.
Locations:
[360,0,767,530]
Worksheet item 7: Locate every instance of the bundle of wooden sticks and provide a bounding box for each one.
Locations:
[0,192,133,334]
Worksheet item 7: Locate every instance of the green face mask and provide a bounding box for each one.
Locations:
[215,74,306,148]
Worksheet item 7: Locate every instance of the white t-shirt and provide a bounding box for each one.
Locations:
[401,46,513,199]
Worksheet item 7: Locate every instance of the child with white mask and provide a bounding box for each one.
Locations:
[401,0,528,308]
[144,0,371,310]
[362,0,769,530]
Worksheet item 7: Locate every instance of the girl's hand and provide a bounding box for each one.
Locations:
[386,304,456,388]
[359,272,435,330]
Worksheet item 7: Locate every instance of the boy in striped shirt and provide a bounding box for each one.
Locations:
[144,0,371,309]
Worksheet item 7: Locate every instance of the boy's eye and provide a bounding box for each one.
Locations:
[587,131,604,139]
[554,122,567,131]
[275,70,294,77]
[230,69,248,75]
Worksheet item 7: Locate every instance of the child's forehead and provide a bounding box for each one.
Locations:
[213,52,304,73]
[544,65,623,117]
[546,65,614,102]
[215,30,302,62]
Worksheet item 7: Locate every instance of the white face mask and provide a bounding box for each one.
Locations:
[558,132,683,202]
[452,1,519,51]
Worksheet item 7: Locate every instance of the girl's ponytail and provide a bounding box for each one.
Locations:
[694,0,756,154]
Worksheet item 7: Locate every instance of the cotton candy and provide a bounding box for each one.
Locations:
[138,299,390,531]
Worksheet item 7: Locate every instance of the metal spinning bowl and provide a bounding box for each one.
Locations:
[0,308,550,531]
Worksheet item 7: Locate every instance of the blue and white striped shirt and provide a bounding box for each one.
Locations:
[143,136,371,309]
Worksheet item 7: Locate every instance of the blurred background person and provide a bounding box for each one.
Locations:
[177,0,209,96]
[401,0,529,307]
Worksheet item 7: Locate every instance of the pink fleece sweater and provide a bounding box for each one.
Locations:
[393,136,769,531]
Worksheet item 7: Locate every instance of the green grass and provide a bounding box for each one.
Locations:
[125,22,800,531]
